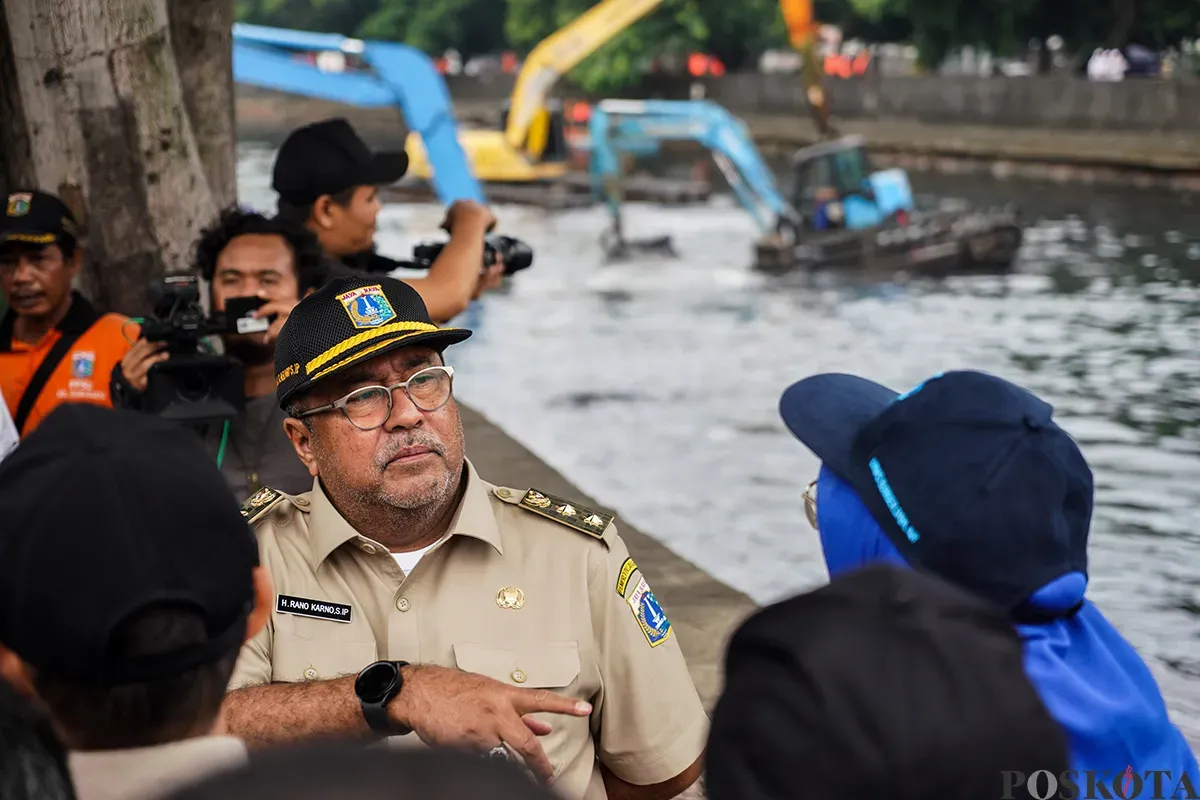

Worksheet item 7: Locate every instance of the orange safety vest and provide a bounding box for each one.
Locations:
[0,293,136,437]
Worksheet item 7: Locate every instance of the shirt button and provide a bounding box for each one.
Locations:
[304,667,317,680]
[294,496,309,507]
[511,669,527,684]
[361,543,377,555]
[396,596,410,612]
[496,488,512,499]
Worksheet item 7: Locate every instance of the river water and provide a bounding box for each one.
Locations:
[237,144,1200,743]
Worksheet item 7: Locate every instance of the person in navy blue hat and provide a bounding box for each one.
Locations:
[779,370,1197,789]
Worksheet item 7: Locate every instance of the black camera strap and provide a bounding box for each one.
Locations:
[3,294,102,434]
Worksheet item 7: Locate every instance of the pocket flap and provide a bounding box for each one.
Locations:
[453,641,580,689]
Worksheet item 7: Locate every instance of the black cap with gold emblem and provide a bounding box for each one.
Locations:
[0,190,80,248]
[274,275,471,409]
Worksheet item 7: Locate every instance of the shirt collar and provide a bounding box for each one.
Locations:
[0,291,100,351]
[69,735,247,800]
[307,458,503,568]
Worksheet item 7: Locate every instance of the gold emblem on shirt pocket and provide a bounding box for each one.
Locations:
[452,641,581,689]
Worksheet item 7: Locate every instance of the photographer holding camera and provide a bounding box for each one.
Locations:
[113,208,326,498]
[271,118,505,323]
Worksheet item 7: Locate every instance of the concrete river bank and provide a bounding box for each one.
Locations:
[237,144,1200,746]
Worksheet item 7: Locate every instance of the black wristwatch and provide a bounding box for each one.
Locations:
[354,660,412,735]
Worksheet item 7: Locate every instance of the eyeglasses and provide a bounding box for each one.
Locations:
[803,479,818,530]
[295,366,455,431]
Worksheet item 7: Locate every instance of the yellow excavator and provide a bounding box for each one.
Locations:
[404,0,665,184]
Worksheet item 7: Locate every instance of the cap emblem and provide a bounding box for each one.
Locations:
[6,193,32,217]
[338,284,397,330]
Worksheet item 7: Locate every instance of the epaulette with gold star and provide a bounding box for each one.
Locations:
[240,486,286,525]
[493,486,615,541]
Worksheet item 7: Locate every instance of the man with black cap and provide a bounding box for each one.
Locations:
[222,275,707,800]
[0,190,136,438]
[272,118,503,323]
[706,563,1069,800]
[0,403,275,800]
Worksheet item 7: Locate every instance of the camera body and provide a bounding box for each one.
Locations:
[409,234,534,276]
[139,276,245,425]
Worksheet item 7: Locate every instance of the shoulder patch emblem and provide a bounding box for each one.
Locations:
[627,575,671,647]
[616,558,638,597]
[240,486,285,525]
[515,488,614,539]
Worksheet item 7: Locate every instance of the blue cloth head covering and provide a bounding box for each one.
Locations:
[815,464,1198,789]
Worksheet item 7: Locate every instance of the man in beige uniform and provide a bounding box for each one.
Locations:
[224,275,707,800]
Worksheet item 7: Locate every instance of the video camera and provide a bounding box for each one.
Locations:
[409,234,534,276]
[139,275,245,425]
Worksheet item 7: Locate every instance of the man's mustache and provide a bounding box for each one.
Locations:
[377,432,446,466]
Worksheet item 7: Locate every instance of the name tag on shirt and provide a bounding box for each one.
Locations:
[276,594,353,623]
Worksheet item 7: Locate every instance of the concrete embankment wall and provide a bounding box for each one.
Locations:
[235,72,1200,188]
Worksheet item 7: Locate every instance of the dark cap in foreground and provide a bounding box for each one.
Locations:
[0,404,259,686]
[706,563,1069,800]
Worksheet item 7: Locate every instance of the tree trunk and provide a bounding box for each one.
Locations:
[168,0,237,211]
[0,0,235,316]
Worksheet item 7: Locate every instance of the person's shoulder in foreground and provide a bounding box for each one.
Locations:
[163,742,558,800]
[0,676,77,800]
[0,403,271,800]
[706,563,1070,800]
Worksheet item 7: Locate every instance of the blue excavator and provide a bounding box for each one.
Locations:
[588,98,1020,272]
[587,98,804,260]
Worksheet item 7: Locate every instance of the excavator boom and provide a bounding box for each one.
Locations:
[588,99,799,235]
[505,0,664,151]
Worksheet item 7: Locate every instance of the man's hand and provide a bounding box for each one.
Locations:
[249,295,300,345]
[390,664,592,786]
[119,338,169,392]
[473,260,505,300]
[441,199,496,236]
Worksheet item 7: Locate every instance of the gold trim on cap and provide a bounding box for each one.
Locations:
[305,320,440,375]
[307,329,444,382]
[2,233,55,244]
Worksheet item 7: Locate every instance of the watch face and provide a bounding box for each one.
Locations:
[355,662,398,703]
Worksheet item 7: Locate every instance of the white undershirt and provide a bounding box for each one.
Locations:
[391,541,439,576]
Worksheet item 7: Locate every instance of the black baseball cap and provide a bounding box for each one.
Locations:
[272,118,408,206]
[778,370,1092,613]
[274,275,471,409]
[0,404,259,686]
[706,564,1068,800]
[0,190,79,248]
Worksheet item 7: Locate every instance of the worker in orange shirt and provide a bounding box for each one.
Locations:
[0,190,147,438]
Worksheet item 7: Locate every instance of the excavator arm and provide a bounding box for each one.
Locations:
[778,0,837,139]
[588,99,800,235]
[505,0,665,154]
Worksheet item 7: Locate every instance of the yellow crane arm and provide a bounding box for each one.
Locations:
[505,0,665,151]
[778,0,836,139]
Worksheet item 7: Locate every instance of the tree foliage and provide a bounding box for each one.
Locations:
[234,0,1200,87]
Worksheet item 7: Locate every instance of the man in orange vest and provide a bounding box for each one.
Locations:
[0,190,137,438]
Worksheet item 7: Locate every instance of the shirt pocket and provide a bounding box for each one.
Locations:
[452,641,581,691]
[272,613,379,684]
